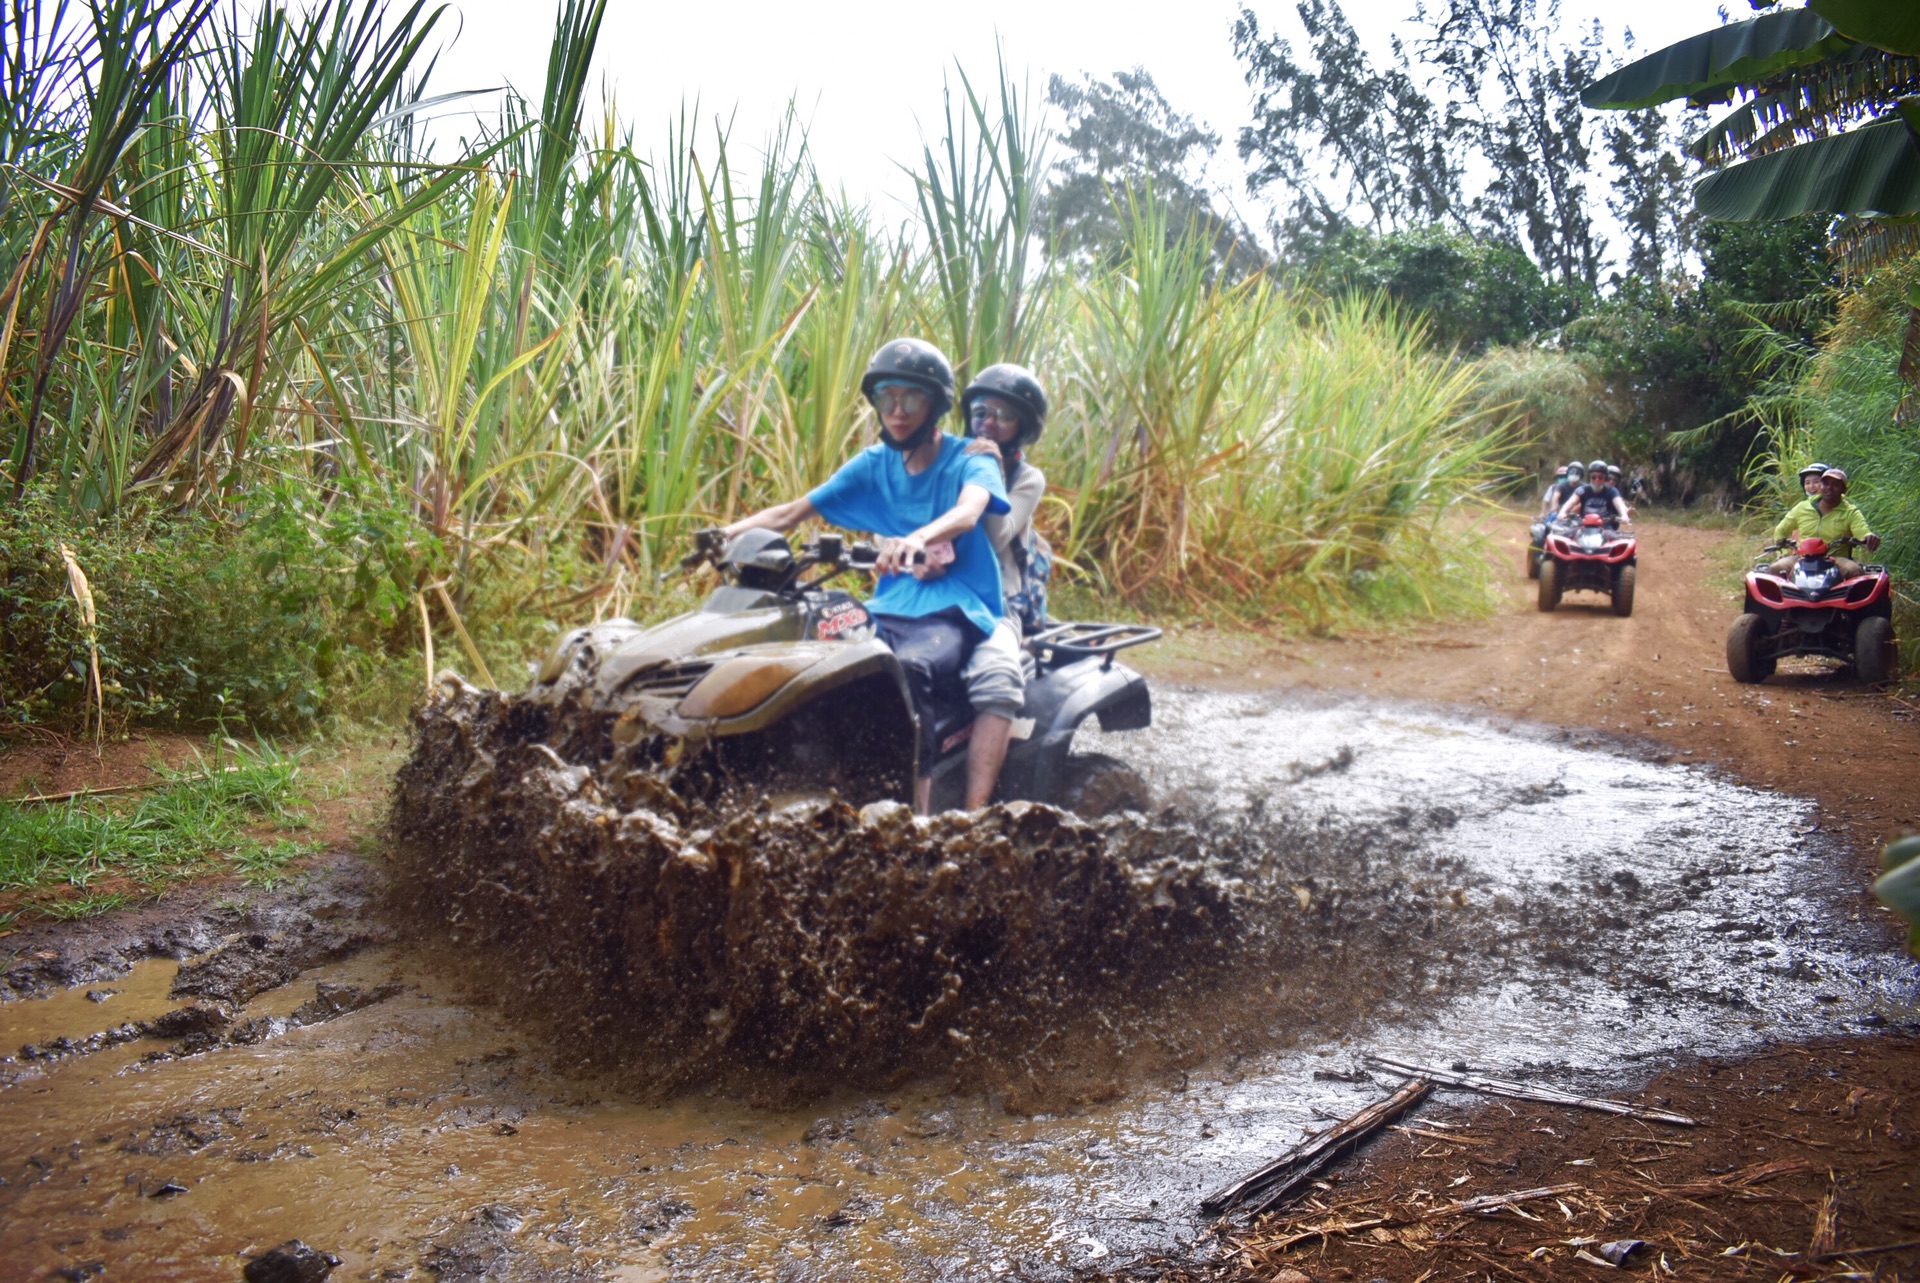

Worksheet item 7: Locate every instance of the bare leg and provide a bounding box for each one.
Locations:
[914,775,932,816]
[965,714,1014,810]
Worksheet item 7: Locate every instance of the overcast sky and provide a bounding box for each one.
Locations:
[416,0,1731,231]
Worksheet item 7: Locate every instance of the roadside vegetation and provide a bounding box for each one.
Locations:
[2,0,1917,923]
[0,0,1518,743]
[0,737,317,924]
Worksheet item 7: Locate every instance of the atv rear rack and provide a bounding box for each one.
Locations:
[1027,622,1162,671]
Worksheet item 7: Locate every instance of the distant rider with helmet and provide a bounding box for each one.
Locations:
[1540,460,1582,519]
[956,362,1053,807]
[719,338,1011,814]
[1796,461,1832,501]
[1557,460,1632,526]
[1769,467,1880,578]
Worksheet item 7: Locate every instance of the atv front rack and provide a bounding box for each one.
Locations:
[1027,622,1162,671]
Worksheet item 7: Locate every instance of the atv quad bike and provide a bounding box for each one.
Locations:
[1538,515,1637,616]
[1726,537,1897,685]
[528,528,1160,815]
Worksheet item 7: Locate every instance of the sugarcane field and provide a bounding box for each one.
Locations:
[2,1,1918,1280]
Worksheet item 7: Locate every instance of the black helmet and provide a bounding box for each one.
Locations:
[1798,461,1831,481]
[1565,459,1583,475]
[861,338,953,453]
[1587,459,1609,476]
[960,362,1048,448]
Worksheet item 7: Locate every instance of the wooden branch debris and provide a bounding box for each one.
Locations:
[1201,1078,1431,1216]
[1255,1182,1586,1253]
[1365,1055,1699,1127]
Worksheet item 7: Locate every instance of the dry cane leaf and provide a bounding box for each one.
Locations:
[58,543,104,740]
[1809,1188,1839,1258]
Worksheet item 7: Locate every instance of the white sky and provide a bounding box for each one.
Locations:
[418,0,1732,236]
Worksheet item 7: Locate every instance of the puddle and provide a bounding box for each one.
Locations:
[3,689,1916,1280]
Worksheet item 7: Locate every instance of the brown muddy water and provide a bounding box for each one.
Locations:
[4,687,1917,1281]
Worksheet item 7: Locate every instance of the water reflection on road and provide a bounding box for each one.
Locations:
[3,689,1914,1281]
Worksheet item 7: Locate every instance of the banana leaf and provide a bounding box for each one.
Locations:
[1876,836,1920,957]
[1687,46,1920,162]
[1811,0,1920,57]
[1582,7,1850,110]
[1694,109,1920,220]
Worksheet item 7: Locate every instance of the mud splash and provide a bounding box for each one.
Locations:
[6,688,1917,1281]
[387,681,1475,1101]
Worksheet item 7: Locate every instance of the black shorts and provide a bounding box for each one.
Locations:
[872,608,980,771]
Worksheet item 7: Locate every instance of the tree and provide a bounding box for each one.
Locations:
[1414,0,1608,293]
[1582,1,1920,401]
[1296,224,1575,353]
[1039,68,1266,275]
[1563,214,1838,491]
[1231,0,1462,243]
[1602,103,1699,282]
[1233,0,1656,296]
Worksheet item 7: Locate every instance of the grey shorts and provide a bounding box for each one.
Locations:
[961,617,1026,720]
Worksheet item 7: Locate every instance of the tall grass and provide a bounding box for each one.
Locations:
[2,0,1516,725]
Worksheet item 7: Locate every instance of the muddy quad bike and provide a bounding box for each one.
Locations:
[1726,537,1896,685]
[527,528,1161,815]
[1538,515,1637,616]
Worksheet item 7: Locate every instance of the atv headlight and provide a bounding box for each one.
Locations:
[677,654,822,720]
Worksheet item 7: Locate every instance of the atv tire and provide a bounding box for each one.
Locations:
[1537,560,1560,612]
[1058,753,1152,818]
[1526,545,1540,579]
[1855,615,1897,686]
[1611,564,1636,617]
[1727,613,1774,683]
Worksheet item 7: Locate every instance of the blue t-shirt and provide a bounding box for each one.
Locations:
[807,434,1010,639]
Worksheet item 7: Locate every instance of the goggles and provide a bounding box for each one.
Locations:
[872,381,930,415]
[968,401,1022,428]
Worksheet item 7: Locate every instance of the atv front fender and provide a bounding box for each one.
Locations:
[652,640,909,739]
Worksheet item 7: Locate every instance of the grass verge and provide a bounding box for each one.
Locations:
[0,739,321,931]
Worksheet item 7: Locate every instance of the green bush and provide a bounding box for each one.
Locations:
[0,480,437,731]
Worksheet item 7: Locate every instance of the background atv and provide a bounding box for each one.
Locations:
[529,528,1159,815]
[1526,515,1567,579]
[1727,537,1896,685]
[1538,515,1637,617]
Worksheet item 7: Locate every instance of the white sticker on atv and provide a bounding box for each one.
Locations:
[816,605,869,639]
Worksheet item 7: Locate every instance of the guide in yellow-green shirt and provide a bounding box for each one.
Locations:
[1771,496,1873,545]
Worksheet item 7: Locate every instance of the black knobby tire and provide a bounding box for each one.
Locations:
[1526,544,1540,579]
[1537,559,1560,612]
[1058,753,1152,818]
[1855,615,1897,686]
[1611,564,1636,617]
[1726,612,1773,683]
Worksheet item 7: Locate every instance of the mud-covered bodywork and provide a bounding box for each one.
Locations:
[523,533,1156,811]
[388,677,1238,1093]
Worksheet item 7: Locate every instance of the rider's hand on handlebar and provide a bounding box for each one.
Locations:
[1866,533,1882,552]
[875,532,929,578]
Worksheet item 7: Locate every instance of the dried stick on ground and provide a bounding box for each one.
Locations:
[1247,1182,1586,1254]
[1365,1055,1698,1126]
[1201,1078,1431,1215]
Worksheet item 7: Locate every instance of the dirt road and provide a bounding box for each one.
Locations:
[1141,516,1920,864]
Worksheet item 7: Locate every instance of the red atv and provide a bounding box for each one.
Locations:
[1727,537,1897,684]
[1538,515,1637,616]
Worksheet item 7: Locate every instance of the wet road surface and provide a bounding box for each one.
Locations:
[3,689,1915,1280]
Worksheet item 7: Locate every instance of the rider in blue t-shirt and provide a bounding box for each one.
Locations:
[719,339,1009,813]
